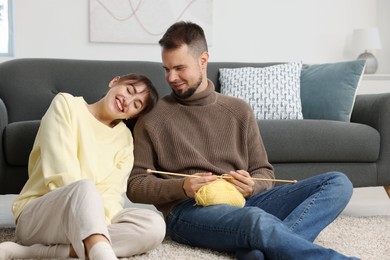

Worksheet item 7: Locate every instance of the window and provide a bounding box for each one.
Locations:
[0,0,13,56]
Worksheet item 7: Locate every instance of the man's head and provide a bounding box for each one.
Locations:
[159,21,209,99]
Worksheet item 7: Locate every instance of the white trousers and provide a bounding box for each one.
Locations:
[15,179,165,259]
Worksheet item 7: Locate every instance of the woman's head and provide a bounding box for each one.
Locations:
[107,73,159,120]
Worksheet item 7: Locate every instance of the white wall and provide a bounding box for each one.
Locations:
[377,0,390,74]
[1,0,389,73]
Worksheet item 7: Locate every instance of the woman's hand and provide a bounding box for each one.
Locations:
[225,170,255,198]
[183,172,217,197]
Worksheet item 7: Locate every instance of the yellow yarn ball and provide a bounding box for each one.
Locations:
[194,179,246,207]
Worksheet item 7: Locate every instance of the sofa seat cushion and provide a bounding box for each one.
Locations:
[259,120,380,163]
[4,119,380,166]
[4,120,40,166]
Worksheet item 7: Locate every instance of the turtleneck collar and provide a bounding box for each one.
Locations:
[171,80,217,106]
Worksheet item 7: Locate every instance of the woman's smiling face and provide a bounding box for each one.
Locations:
[107,78,150,120]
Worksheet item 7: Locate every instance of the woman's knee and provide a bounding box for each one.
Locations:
[113,208,165,239]
[111,208,165,256]
[144,211,166,247]
[135,209,165,243]
[71,179,96,191]
[65,179,105,219]
[67,179,100,200]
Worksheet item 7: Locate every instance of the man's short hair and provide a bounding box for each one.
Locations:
[159,21,208,57]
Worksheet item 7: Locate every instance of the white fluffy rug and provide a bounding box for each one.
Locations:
[1,215,389,259]
[127,215,390,259]
[315,215,390,260]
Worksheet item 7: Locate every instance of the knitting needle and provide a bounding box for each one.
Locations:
[146,169,232,179]
[250,177,297,183]
[146,169,202,178]
[146,169,297,183]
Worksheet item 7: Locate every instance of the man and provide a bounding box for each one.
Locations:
[127,21,357,259]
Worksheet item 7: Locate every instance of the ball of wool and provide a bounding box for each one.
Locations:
[195,179,246,207]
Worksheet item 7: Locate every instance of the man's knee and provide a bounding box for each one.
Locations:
[329,172,353,190]
[325,171,354,203]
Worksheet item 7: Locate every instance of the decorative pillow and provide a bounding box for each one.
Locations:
[219,62,303,120]
[300,60,366,122]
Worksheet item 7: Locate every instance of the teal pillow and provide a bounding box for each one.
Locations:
[300,60,366,122]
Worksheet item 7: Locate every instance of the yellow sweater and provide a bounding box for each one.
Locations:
[13,93,134,224]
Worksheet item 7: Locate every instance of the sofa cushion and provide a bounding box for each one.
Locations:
[219,62,303,120]
[4,120,40,166]
[300,60,366,122]
[259,120,380,163]
[207,62,283,92]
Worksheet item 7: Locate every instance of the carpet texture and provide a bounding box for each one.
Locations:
[0,215,389,260]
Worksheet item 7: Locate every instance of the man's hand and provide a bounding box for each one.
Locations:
[225,170,255,198]
[183,172,218,197]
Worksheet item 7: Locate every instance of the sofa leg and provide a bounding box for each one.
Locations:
[385,186,390,198]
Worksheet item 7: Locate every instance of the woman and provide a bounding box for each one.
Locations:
[0,74,165,260]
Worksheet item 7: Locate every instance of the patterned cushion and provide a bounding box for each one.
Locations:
[219,62,303,120]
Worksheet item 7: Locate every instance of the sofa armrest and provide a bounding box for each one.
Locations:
[0,97,8,188]
[351,93,390,185]
[0,98,7,128]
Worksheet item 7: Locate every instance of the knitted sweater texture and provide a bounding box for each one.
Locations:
[127,81,274,219]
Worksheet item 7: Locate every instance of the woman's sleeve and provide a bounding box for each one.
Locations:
[29,94,81,190]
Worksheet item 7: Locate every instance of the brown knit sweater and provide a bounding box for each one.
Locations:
[127,80,274,219]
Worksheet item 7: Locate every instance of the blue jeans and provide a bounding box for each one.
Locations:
[167,172,358,259]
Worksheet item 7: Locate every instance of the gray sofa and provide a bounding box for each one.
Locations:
[0,58,390,197]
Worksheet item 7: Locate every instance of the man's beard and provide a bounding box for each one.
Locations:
[173,75,203,99]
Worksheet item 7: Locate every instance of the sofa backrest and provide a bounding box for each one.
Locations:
[0,59,282,122]
[0,59,171,123]
[0,58,282,194]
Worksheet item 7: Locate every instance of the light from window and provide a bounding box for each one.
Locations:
[0,0,13,56]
